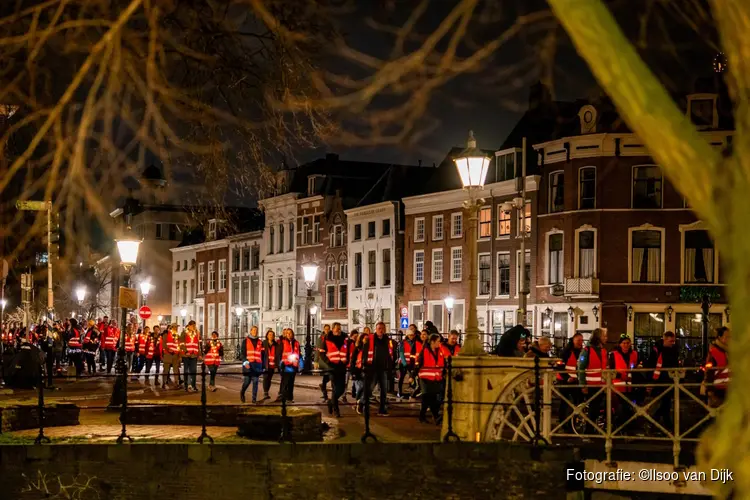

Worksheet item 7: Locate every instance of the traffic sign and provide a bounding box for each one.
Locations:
[16,200,50,211]
[400,306,408,318]
[118,287,138,309]
[400,317,409,329]
[138,306,152,320]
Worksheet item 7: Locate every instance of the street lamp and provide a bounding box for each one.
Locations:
[301,263,318,374]
[235,306,244,337]
[180,308,187,327]
[139,281,152,328]
[76,286,86,319]
[453,131,490,356]
[444,296,455,332]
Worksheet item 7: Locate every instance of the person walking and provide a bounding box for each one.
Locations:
[577,327,609,434]
[240,326,263,403]
[364,322,394,416]
[50,325,64,377]
[124,325,136,374]
[397,326,419,399]
[135,326,151,377]
[262,329,279,400]
[82,321,100,375]
[102,318,118,374]
[180,321,200,392]
[321,322,348,418]
[417,334,445,425]
[151,325,163,386]
[279,328,300,402]
[349,331,366,413]
[440,330,461,359]
[524,336,552,359]
[203,331,224,391]
[343,330,358,403]
[161,324,181,389]
[66,319,84,379]
[645,331,679,429]
[703,326,730,408]
[609,334,641,430]
[316,324,332,401]
[555,332,584,430]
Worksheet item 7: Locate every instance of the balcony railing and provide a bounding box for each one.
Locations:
[564,277,599,296]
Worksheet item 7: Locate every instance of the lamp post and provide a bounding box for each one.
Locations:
[453,131,491,356]
[444,296,455,332]
[180,308,188,327]
[109,233,141,411]
[1,298,6,365]
[302,263,318,374]
[235,306,244,338]
[139,281,152,328]
[76,286,86,320]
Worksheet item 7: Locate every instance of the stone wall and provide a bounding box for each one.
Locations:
[0,442,574,499]
[0,404,79,433]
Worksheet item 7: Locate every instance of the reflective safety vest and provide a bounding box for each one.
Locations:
[145,338,155,360]
[440,343,460,359]
[245,337,263,363]
[104,327,118,350]
[282,339,300,367]
[355,348,364,369]
[652,350,664,381]
[166,332,179,354]
[402,338,418,364]
[267,343,277,369]
[613,350,639,392]
[68,329,82,349]
[419,347,445,382]
[204,341,222,366]
[416,340,425,356]
[366,334,393,364]
[325,336,348,365]
[138,334,149,355]
[125,334,135,352]
[185,333,200,356]
[708,345,730,389]
[556,350,578,382]
[584,346,607,386]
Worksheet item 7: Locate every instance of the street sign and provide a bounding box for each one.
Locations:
[400,317,409,329]
[400,306,408,318]
[118,287,138,310]
[138,306,152,320]
[16,200,50,211]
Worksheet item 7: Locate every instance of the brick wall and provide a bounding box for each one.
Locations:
[196,246,229,336]
[0,442,573,499]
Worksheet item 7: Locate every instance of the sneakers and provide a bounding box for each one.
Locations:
[327,400,334,416]
[334,409,341,418]
[240,393,246,403]
[262,394,271,400]
[356,404,363,415]
[252,399,257,404]
[377,411,389,417]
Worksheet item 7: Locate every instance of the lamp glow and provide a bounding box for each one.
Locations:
[309,305,318,315]
[75,286,86,303]
[116,238,141,266]
[235,306,244,317]
[453,131,490,188]
[140,281,152,296]
[444,296,455,311]
[180,308,187,318]
[302,264,319,287]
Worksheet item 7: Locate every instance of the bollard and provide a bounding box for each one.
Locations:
[361,369,377,443]
[197,362,213,444]
[117,359,133,444]
[279,394,294,443]
[34,367,50,445]
[442,356,459,442]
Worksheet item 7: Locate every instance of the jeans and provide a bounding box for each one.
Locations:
[398,364,416,396]
[330,366,346,413]
[280,371,296,401]
[105,350,116,373]
[208,365,218,386]
[353,379,364,403]
[98,348,105,367]
[182,357,198,390]
[420,380,442,420]
[135,354,147,374]
[241,372,260,402]
[321,372,330,397]
[162,355,180,386]
[85,351,96,374]
[262,370,275,396]
[366,370,389,413]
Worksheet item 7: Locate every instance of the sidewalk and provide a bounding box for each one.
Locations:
[219,364,324,390]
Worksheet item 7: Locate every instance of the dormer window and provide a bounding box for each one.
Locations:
[578,105,597,134]
[208,220,217,240]
[307,175,324,196]
[687,94,718,130]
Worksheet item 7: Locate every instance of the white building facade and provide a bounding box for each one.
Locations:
[169,244,198,328]
[259,193,299,334]
[345,201,401,332]
[228,231,263,336]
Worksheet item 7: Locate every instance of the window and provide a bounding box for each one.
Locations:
[517,203,531,236]
[497,207,511,237]
[241,277,249,305]
[266,280,273,310]
[218,303,226,335]
[368,250,377,287]
[208,304,215,331]
[169,224,178,241]
[313,216,321,244]
[633,166,662,208]
[578,230,596,278]
[688,96,716,129]
[451,247,462,281]
[354,224,362,241]
[326,285,335,310]
[411,304,423,328]
[550,171,564,213]
[269,226,275,254]
[339,285,347,309]
[548,233,563,285]
[232,278,240,305]
[287,277,294,309]
[516,250,531,295]
[175,260,180,271]
[381,308,392,332]
[156,223,164,239]
[430,303,444,332]
[382,249,391,286]
[451,213,462,238]
[684,230,715,283]
[277,278,283,310]
[279,224,285,253]
[365,309,375,331]
[330,225,344,247]
[175,281,180,304]
[382,219,391,237]
[289,223,294,251]
[414,251,425,284]
[190,279,195,302]
[478,254,491,296]
[302,217,310,245]
[241,248,250,271]
[208,221,217,240]
[219,260,227,291]
[352,309,361,325]
[251,246,260,270]
[497,252,510,296]
[198,263,205,294]
[183,260,187,271]
[631,229,662,283]
[354,253,363,288]
[432,249,443,283]
[414,218,425,242]
[579,167,596,209]
[367,221,376,239]
[432,215,444,240]
[326,263,336,281]
[191,259,195,270]
[479,207,491,238]
[208,261,216,292]
[250,277,259,305]
[339,261,348,280]
[496,150,517,181]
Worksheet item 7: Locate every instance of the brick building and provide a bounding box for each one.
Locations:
[195,227,230,340]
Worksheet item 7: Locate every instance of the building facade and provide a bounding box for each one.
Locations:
[227,231,263,337]
[169,244,198,328]
[345,201,402,332]
[195,239,230,340]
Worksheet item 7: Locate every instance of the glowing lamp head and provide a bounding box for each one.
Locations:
[75,287,86,303]
[0,299,6,309]
[235,306,244,317]
[302,264,319,287]
[139,281,152,296]
[444,296,455,311]
[453,131,490,189]
[309,305,318,315]
[180,309,187,318]
[116,238,141,266]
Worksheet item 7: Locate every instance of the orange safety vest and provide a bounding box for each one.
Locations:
[204,341,222,366]
[68,329,82,349]
[556,350,578,382]
[145,338,155,360]
[402,338,418,364]
[708,345,730,389]
[612,349,639,392]
[584,346,607,386]
[266,342,277,369]
[440,343,460,359]
[166,332,179,354]
[138,334,149,355]
[245,337,263,363]
[282,338,300,367]
[324,336,348,365]
[365,334,394,364]
[185,332,200,356]
[419,347,445,382]
[125,334,135,352]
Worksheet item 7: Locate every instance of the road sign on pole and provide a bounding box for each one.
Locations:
[138,306,152,320]
[400,317,409,329]
[400,306,408,318]
[118,287,138,310]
